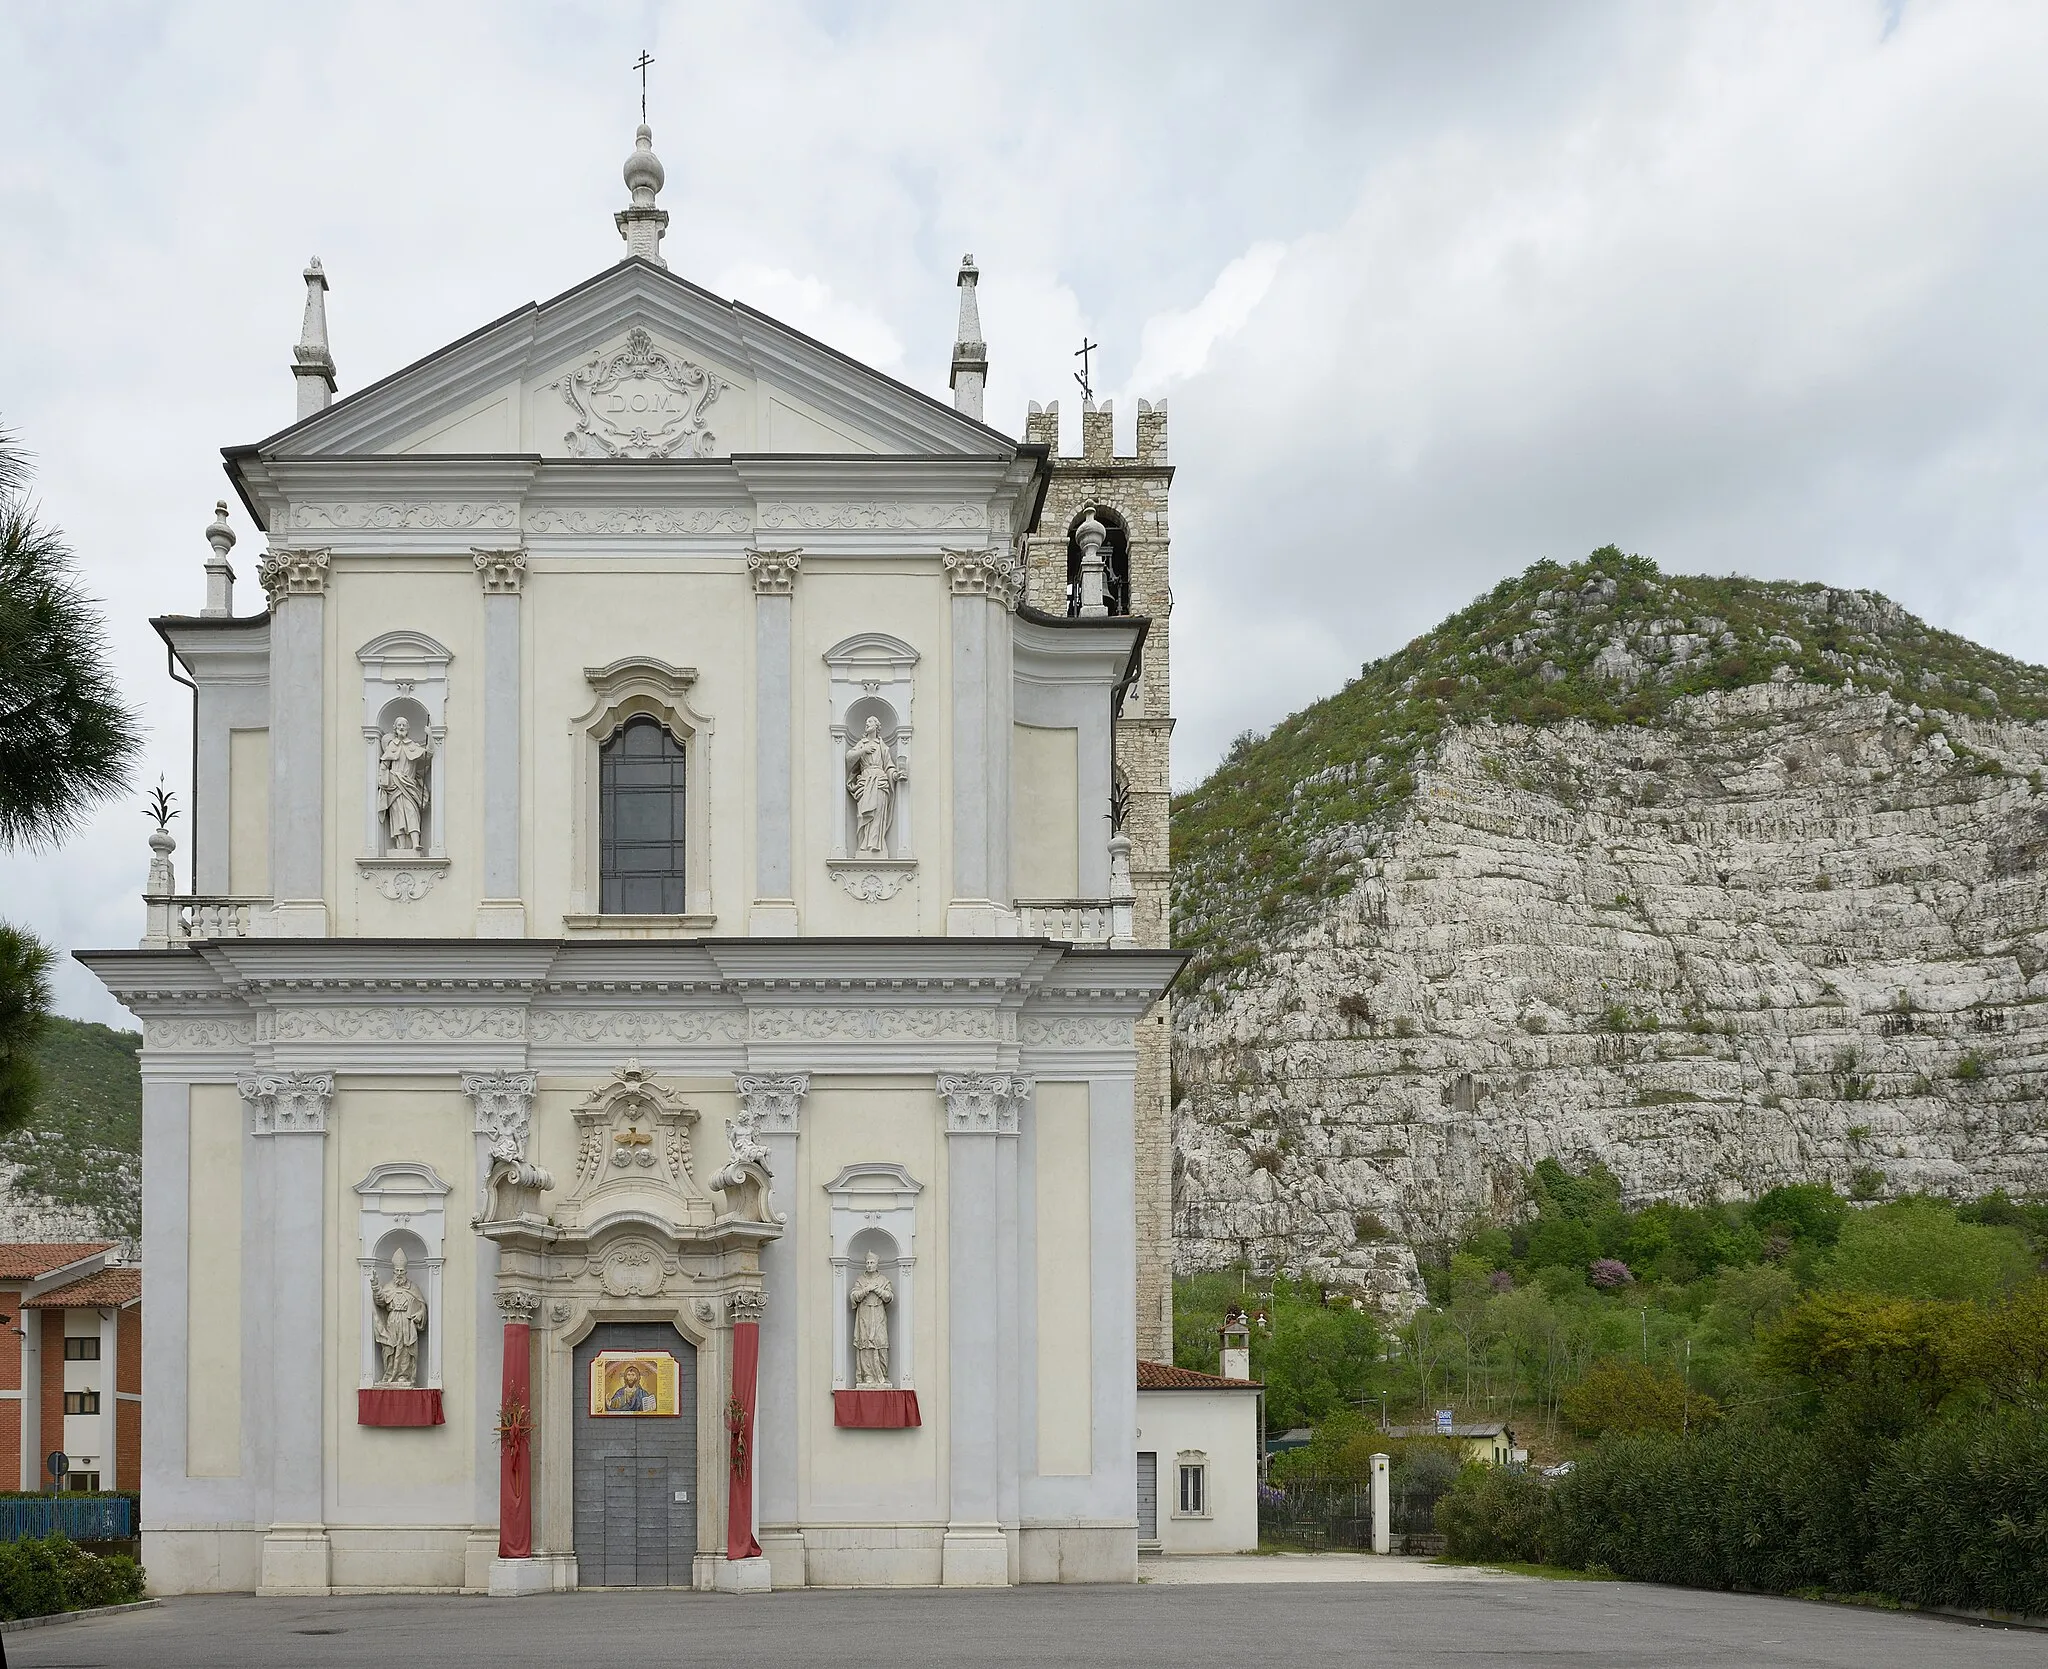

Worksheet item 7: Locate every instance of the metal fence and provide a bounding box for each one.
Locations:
[0,1495,133,1543]
[1257,1468,1455,1550]
[1258,1480,1374,1550]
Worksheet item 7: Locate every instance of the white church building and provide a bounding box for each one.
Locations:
[81,121,1183,1595]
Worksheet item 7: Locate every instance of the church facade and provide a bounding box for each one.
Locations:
[80,124,1180,1595]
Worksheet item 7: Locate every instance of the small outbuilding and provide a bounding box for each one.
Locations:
[1135,1360,1262,1555]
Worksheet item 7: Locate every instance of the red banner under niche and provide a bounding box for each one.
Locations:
[357,1387,445,1427]
[833,1389,921,1429]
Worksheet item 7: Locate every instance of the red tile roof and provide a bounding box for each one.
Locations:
[0,1244,114,1281]
[1137,1359,1261,1391]
[21,1268,140,1309]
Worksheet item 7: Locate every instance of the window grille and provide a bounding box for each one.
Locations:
[599,717,688,913]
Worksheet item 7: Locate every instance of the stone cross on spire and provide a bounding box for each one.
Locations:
[291,257,337,421]
[949,255,987,422]
[618,123,669,268]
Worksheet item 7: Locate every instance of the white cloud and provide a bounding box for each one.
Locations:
[709,263,905,373]
[1125,242,1286,395]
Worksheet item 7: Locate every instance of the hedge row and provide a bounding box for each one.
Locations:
[1437,1403,2048,1617]
[0,1534,145,1621]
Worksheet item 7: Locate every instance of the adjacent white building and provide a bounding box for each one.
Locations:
[82,122,1180,1596]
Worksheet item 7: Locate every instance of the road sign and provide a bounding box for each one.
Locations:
[1435,1409,1454,1433]
[45,1450,68,1481]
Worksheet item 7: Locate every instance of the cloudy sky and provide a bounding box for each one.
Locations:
[3,0,2045,1024]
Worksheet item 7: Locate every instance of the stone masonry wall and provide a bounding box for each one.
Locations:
[1024,397,1177,1358]
[1173,682,2048,1307]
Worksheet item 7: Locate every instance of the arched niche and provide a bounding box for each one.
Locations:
[354,1161,451,1388]
[824,633,919,869]
[1065,505,1132,617]
[357,630,452,859]
[824,1162,922,1392]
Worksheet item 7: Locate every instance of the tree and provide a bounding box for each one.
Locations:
[1818,1199,2035,1304]
[0,423,141,1136]
[0,924,52,1133]
[1560,1358,1719,1438]
[0,425,141,850]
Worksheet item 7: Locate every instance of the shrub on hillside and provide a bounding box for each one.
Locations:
[0,1534,144,1620]
[1559,1358,1719,1438]
[1436,1464,1550,1563]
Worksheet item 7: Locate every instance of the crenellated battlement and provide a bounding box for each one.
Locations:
[1024,396,1169,467]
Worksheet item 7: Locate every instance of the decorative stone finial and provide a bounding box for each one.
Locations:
[616,124,670,268]
[292,257,337,421]
[1075,507,1108,617]
[950,254,987,422]
[203,501,237,616]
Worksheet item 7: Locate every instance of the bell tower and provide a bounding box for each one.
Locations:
[1021,394,1176,1361]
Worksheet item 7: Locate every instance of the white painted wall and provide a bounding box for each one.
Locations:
[1135,1388,1260,1555]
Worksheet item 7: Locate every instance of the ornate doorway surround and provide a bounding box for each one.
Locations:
[480,1062,778,1591]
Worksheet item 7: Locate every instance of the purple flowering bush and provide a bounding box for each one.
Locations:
[1588,1258,1634,1289]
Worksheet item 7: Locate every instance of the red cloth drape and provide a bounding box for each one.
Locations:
[727,1320,761,1561]
[356,1387,444,1427]
[499,1321,532,1559]
[832,1389,921,1428]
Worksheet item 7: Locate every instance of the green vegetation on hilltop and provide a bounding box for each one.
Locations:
[0,1015,141,1243]
[1172,549,2048,986]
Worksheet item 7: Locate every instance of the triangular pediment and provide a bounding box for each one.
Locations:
[252,259,1012,462]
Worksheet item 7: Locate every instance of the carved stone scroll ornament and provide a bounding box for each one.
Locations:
[239,1070,335,1136]
[256,547,331,605]
[552,326,725,459]
[355,861,444,902]
[472,548,527,593]
[497,1288,541,1322]
[734,1072,808,1138]
[463,1069,539,1163]
[729,1287,766,1325]
[746,549,802,595]
[941,546,1022,608]
[935,1071,1031,1137]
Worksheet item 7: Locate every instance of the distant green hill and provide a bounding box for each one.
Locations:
[1172,548,2048,989]
[0,1015,141,1243]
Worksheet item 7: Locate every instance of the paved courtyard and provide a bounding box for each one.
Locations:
[7,1571,2037,1668]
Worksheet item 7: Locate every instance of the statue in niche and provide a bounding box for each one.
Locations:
[378,716,431,853]
[849,1250,894,1389]
[845,716,901,857]
[372,1248,429,1386]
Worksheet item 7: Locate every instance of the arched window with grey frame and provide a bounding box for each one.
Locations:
[599,716,688,913]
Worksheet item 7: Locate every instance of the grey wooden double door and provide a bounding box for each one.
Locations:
[573,1323,699,1586]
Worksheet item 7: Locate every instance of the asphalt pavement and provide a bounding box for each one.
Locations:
[6,1573,2039,1668]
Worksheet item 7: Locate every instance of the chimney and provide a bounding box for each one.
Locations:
[292,258,337,421]
[1220,1308,1251,1380]
[949,255,987,422]
[202,502,237,617]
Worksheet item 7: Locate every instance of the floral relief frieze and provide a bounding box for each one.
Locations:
[748,1006,1007,1042]
[756,502,986,531]
[1019,1014,1134,1048]
[526,1008,746,1046]
[263,1006,527,1043]
[525,506,750,536]
[290,502,518,531]
[143,1016,257,1051]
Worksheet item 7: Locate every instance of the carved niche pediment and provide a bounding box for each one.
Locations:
[550,327,726,459]
[561,1059,714,1236]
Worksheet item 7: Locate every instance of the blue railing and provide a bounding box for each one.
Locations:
[0,1496,132,1543]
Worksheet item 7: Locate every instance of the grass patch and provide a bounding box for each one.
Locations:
[1431,1556,1621,1581]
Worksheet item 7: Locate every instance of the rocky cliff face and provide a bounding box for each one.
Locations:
[1171,554,2048,1304]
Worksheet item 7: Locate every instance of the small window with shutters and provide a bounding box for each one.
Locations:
[1177,1461,1206,1516]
